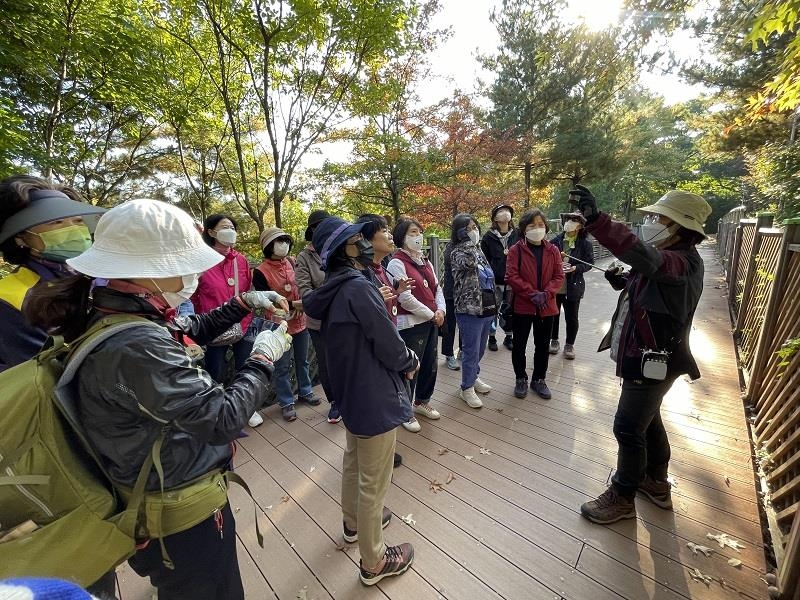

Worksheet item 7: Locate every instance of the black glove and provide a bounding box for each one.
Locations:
[604,266,626,290]
[569,184,599,223]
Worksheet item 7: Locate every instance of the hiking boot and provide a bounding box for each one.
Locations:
[503,336,513,350]
[343,506,392,543]
[473,378,492,394]
[445,355,461,370]
[514,377,528,398]
[248,411,264,428]
[580,486,637,524]
[530,379,552,399]
[282,404,297,422]
[359,543,414,586]
[488,336,498,351]
[563,344,575,360]
[549,339,560,355]
[413,402,440,420]
[459,386,483,408]
[638,475,673,509]
[394,453,402,468]
[327,404,342,424]
[298,392,321,406]
[402,417,421,432]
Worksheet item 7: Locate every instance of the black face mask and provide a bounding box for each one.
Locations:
[353,238,375,267]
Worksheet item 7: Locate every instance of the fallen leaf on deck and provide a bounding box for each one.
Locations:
[401,513,416,526]
[464,455,473,461]
[724,475,730,487]
[309,466,315,473]
[429,479,444,493]
[234,507,240,513]
[512,417,519,422]
[479,448,491,455]
[727,558,742,568]
[689,567,713,585]
[446,473,455,484]
[690,411,701,421]
[265,505,273,510]
[281,495,290,503]
[437,448,449,455]
[297,585,308,599]
[686,542,714,557]
[289,542,295,548]
[707,532,746,551]
[667,475,678,487]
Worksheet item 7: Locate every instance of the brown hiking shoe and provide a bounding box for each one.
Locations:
[580,486,636,524]
[638,475,673,509]
[359,543,414,585]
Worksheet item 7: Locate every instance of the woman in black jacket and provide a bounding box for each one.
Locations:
[23,199,291,600]
[549,213,594,359]
[480,203,518,351]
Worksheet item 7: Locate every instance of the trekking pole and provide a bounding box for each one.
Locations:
[560,251,609,273]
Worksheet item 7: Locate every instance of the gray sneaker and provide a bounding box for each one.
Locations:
[549,339,560,355]
[580,486,637,524]
[445,355,460,370]
[563,344,575,360]
[530,379,552,399]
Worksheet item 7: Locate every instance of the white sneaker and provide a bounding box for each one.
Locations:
[459,387,483,408]
[413,403,441,420]
[248,411,264,427]
[402,417,421,432]
[473,378,492,394]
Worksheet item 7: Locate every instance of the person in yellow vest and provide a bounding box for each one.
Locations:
[0,175,106,372]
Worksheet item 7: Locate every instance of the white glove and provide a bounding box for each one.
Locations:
[239,290,287,313]
[251,321,292,362]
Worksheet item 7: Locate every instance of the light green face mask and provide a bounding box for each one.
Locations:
[29,224,92,262]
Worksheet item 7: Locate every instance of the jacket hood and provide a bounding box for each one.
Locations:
[303,267,362,321]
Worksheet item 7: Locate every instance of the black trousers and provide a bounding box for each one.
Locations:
[399,321,438,403]
[128,502,244,600]
[551,294,581,345]
[441,297,460,357]
[611,376,678,497]
[308,328,335,405]
[511,313,554,381]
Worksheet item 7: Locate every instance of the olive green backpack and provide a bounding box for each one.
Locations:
[0,315,262,587]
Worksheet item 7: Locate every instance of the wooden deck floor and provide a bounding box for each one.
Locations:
[119,243,768,600]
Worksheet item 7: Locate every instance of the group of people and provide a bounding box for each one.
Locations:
[0,172,713,597]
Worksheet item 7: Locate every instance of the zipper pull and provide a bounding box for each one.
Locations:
[214,508,224,540]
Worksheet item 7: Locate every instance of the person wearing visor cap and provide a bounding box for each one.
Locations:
[0,175,106,372]
[22,199,292,599]
[568,185,712,526]
[303,216,418,586]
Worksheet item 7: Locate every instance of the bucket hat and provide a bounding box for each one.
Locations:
[305,209,331,241]
[260,226,291,250]
[311,216,366,271]
[67,199,223,278]
[638,190,712,238]
[0,190,106,244]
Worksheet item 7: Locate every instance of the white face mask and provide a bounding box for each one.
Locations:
[467,229,480,244]
[495,210,511,223]
[157,274,199,308]
[526,227,546,243]
[215,228,237,246]
[641,223,679,247]
[563,220,580,233]
[273,241,290,257]
[405,234,424,252]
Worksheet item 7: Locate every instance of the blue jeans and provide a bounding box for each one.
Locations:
[274,328,313,408]
[204,339,253,385]
[455,314,493,389]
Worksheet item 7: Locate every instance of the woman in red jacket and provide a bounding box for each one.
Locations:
[505,209,564,400]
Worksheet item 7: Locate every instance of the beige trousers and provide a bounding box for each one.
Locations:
[341,428,397,568]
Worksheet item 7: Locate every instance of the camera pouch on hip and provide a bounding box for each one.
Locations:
[641,350,669,381]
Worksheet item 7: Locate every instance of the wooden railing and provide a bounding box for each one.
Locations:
[719,209,800,599]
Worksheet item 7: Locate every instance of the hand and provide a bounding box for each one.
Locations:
[432,310,445,327]
[395,277,414,294]
[291,299,304,313]
[406,350,420,379]
[530,291,548,307]
[569,184,599,222]
[251,321,292,362]
[562,262,576,273]
[378,285,397,301]
[239,291,289,314]
[604,266,627,289]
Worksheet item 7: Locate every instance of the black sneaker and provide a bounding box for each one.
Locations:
[393,453,402,468]
[488,336,498,351]
[360,543,414,585]
[514,377,528,398]
[503,336,513,350]
[343,506,392,543]
[530,379,552,399]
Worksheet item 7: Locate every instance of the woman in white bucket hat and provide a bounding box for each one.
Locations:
[567,187,712,526]
[23,199,292,599]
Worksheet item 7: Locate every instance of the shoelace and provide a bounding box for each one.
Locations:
[384,545,404,565]
[596,488,619,508]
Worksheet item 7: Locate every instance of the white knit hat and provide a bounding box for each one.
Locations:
[67,199,223,278]
[638,190,712,238]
